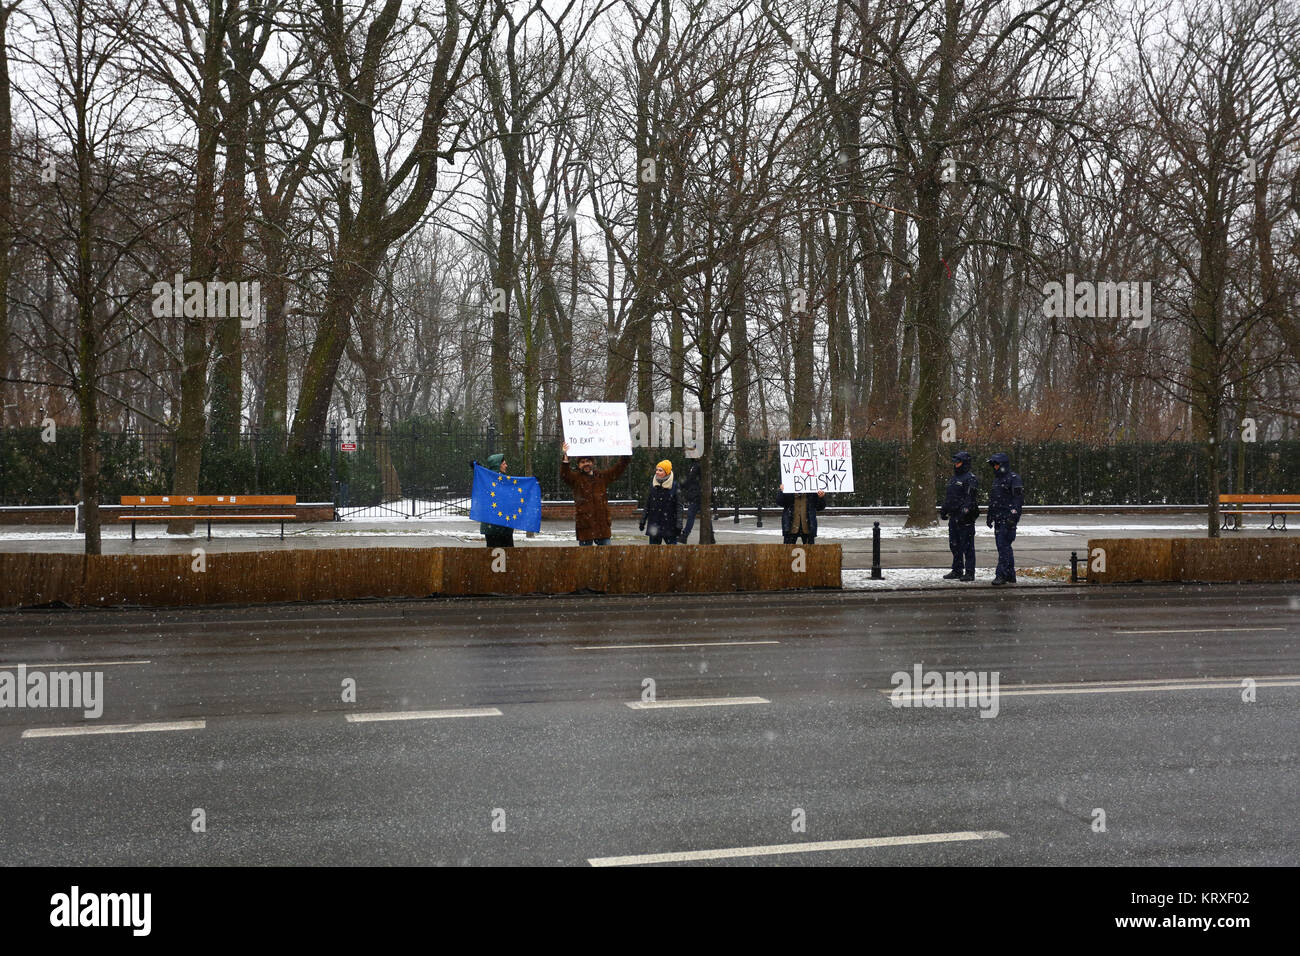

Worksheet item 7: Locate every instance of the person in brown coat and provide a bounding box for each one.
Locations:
[560,441,630,545]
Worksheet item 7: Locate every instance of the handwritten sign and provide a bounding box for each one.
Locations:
[779,439,854,492]
[561,402,632,456]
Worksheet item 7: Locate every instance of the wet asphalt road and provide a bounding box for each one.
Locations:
[0,584,1296,865]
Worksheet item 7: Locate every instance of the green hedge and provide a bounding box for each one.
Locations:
[3,426,1295,507]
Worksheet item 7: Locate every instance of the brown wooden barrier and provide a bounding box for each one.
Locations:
[1087,537,1300,583]
[0,553,86,606]
[0,544,840,607]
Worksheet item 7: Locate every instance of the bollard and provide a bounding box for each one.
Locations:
[734,490,740,524]
[1070,550,1079,583]
[756,501,763,528]
[871,521,883,579]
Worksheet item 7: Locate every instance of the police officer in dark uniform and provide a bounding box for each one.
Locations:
[940,450,979,581]
[985,452,1024,586]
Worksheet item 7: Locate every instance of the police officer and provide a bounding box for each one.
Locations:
[985,452,1024,586]
[940,450,979,581]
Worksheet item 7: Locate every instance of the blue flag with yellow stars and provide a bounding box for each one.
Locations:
[470,462,542,533]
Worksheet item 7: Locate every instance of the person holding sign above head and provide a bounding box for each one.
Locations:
[639,460,682,544]
[561,441,630,545]
[778,483,826,545]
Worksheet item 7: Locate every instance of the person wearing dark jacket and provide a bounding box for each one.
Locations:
[639,460,682,544]
[477,453,514,548]
[677,461,702,543]
[560,441,630,545]
[778,484,827,544]
[985,452,1024,585]
[940,450,979,580]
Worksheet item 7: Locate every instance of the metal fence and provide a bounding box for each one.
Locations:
[2,424,1296,512]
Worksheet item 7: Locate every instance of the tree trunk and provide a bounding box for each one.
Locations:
[210,18,249,447]
[258,261,288,442]
[0,6,11,428]
[904,174,944,527]
[727,251,750,440]
[170,0,228,532]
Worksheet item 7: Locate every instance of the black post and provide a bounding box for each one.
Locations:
[1070,550,1079,583]
[871,521,883,579]
[329,422,338,520]
[756,496,763,528]
[733,483,740,523]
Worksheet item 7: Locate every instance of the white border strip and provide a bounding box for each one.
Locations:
[589,830,1008,866]
[882,675,1300,701]
[1,660,151,669]
[1116,627,1286,635]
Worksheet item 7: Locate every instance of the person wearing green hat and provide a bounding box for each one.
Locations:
[478,453,514,548]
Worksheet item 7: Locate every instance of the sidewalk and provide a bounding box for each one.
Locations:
[0,511,1235,577]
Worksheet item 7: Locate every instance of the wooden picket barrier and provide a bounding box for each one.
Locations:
[0,543,840,608]
[1087,537,1300,583]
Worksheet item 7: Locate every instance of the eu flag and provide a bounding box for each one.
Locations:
[470,462,542,533]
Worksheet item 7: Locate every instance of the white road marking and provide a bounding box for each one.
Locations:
[588,829,1009,866]
[0,660,151,669]
[1116,627,1286,634]
[625,696,769,710]
[345,707,503,723]
[22,719,205,738]
[882,675,1300,702]
[574,641,779,650]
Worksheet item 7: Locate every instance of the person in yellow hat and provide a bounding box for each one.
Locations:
[639,459,682,544]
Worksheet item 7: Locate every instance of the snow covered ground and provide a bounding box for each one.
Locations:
[841,568,1060,589]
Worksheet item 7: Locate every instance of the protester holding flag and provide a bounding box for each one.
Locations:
[475,454,514,547]
[560,441,629,546]
[640,460,682,544]
[470,455,543,543]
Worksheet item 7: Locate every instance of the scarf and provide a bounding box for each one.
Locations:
[654,472,674,490]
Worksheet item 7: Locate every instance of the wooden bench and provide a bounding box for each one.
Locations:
[118,495,297,540]
[1218,494,1300,531]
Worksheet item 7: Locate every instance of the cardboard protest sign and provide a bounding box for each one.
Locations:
[779,439,854,492]
[561,402,632,456]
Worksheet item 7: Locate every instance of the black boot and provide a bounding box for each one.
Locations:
[942,570,962,580]
[991,576,1006,586]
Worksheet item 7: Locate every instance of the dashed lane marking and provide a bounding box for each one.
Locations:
[22,719,205,738]
[575,641,779,650]
[345,707,503,723]
[625,696,769,710]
